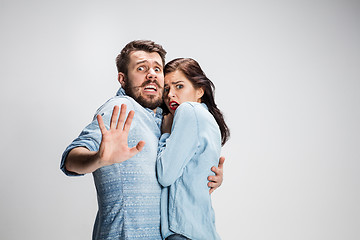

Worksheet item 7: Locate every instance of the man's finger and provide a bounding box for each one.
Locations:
[208,181,217,187]
[218,156,225,169]
[116,104,127,129]
[211,166,222,176]
[136,140,145,152]
[129,140,145,157]
[110,105,120,129]
[123,110,135,132]
[208,175,216,182]
[97,114,107,134]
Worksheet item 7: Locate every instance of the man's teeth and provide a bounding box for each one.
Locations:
[145,85,157,91]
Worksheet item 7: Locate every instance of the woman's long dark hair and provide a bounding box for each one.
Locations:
[164,58,230,146]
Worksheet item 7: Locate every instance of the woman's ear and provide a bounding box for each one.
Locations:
[196,87,205,102]
[118,72,126,87]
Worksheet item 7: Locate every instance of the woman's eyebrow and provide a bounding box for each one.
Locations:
[171,80,184,84]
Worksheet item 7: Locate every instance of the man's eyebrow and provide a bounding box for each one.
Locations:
[135,60,147,65]
[135,60,163,67]
[155,61,163,67]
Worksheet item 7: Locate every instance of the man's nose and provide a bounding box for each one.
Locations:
[147,68,157,80]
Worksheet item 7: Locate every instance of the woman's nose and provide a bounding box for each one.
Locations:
[167,88,175,98]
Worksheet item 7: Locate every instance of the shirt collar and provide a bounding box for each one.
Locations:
[152,107,163,119]
[201,102,209,110]
[116,87,163,117]
[116,87,126,96]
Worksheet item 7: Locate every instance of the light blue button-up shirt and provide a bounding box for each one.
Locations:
[61,87,163,240]
[157,102,221,240]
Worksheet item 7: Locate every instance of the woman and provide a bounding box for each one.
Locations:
[157,58,230,240]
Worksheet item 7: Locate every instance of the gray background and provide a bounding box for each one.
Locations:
[1,0,359,239]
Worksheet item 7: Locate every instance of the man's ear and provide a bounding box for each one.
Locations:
[196,87,204,102]
[118,72,126,87]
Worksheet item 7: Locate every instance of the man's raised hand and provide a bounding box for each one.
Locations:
[96,104,145,167]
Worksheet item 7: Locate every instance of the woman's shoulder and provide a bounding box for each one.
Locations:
[175,102,211,122]
[177,102,207,112]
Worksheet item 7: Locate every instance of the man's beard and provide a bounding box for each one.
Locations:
[123,79,163,110]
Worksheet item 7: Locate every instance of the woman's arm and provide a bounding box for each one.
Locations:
[156,103,199,187]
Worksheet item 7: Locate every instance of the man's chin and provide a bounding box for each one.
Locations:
[124,85,163,109]
[135,95,163,110]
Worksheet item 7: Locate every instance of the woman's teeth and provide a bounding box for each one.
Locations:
[169,102,179,110]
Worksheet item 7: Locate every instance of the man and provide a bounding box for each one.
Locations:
[61,40,224,239]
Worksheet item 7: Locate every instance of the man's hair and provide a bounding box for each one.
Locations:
[116,40,167,75]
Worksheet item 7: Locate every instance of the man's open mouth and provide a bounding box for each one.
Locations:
[169,101,179,111]
[144,84,157,92]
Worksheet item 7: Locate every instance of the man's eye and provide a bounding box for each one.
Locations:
[137,67,145,71]
[155,67,161,72]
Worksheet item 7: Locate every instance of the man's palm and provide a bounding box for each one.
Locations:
[97,104,145,166]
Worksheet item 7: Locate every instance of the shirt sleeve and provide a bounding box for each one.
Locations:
[60,98,134,176]
[156,103,199,187]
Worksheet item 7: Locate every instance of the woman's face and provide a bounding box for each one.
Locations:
[163,70,204,114]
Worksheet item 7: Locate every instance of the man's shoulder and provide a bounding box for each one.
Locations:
[106,95,136,108]
[95,95,138,115]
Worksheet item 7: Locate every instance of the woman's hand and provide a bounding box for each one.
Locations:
[161,113,174,134]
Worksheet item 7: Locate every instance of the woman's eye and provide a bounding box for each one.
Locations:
[176,84,183,89]
[164,87,169,92]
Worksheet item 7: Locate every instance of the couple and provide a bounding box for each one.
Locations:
[61,40,230,240]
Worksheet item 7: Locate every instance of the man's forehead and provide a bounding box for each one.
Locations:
[129,50,163,66]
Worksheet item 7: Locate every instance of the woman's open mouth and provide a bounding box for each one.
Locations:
[169,101,179,111]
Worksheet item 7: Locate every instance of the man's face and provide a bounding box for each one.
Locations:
[121,51,164,110]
